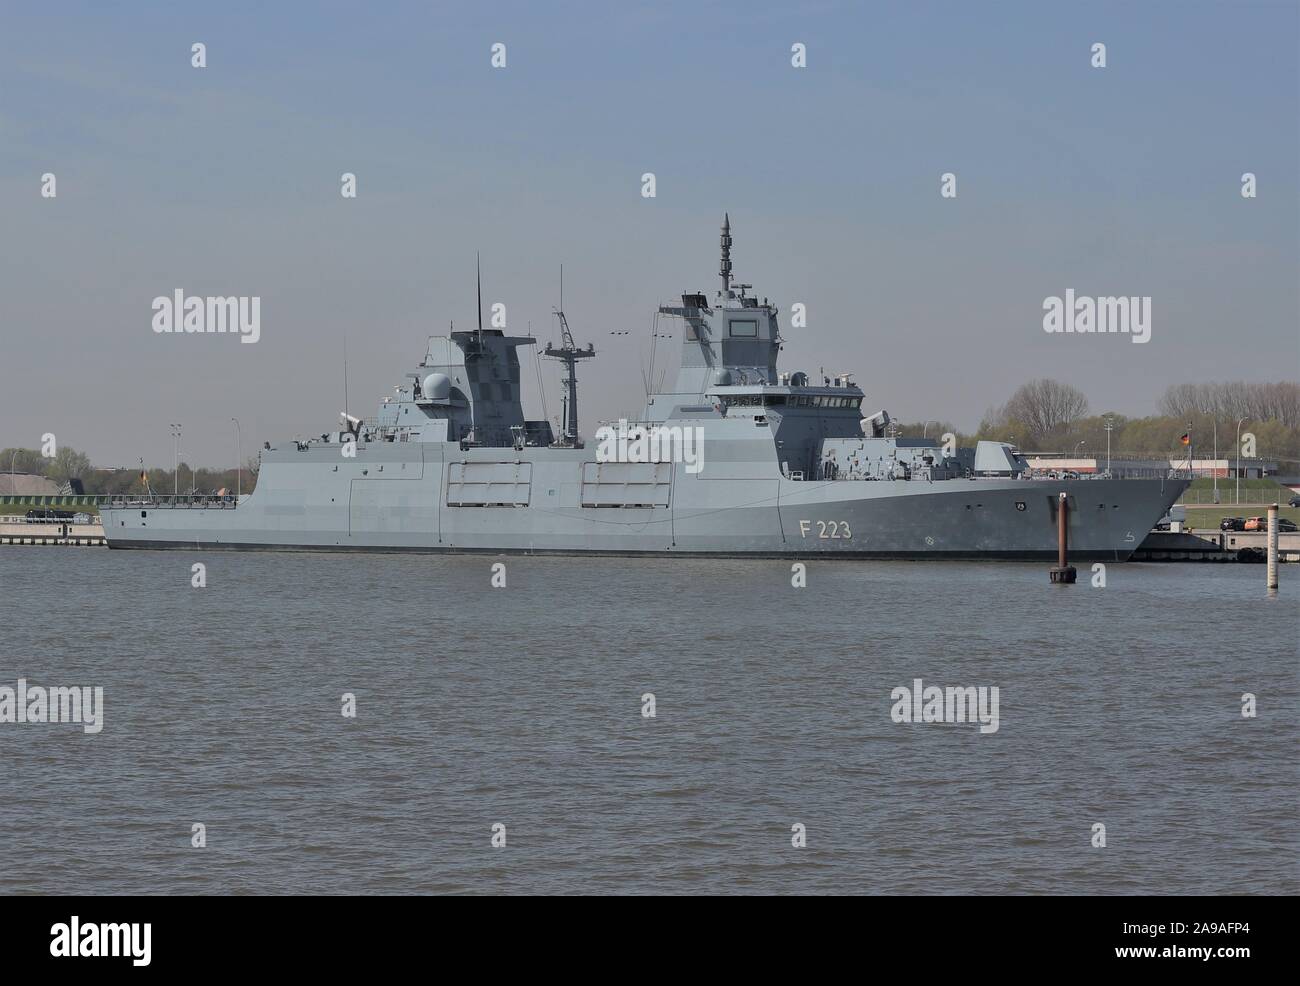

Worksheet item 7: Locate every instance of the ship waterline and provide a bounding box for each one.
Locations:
[101,217,1187,558]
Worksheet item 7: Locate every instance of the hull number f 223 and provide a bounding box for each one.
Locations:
[798,520,852,540]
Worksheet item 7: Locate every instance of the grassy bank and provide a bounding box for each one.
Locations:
[1179,477,1295,506]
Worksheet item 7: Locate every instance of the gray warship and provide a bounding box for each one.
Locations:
[101,218,1187,558]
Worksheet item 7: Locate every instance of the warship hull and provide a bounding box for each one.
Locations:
[101,219,1189,559]
[100,443,1186,560]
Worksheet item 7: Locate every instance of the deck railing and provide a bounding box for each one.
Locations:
[101,494,238,509]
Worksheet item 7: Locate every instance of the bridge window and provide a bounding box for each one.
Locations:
[729,319,758,337]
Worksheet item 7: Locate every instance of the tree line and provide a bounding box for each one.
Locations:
[2,446,91,485]
[1158,381,1299,428]
[895,379,1300,464]
[2,447,258,496]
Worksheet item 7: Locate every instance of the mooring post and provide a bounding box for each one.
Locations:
[1050,491,1078,583]
[1267,503,1279,590]
[1058,493,1068,567]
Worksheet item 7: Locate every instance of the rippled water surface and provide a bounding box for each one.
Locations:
[1,548,1296,894]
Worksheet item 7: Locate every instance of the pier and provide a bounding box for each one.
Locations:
[0,493,235,547]
[0,520,106,546]
[1132,529,1300,563]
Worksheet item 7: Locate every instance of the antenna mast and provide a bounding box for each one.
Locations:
[719,212,732,295]
[542,267,596,448]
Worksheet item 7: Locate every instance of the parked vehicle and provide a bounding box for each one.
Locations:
[1240,515,1298,532]
[1288,494,1300,508]
[1221,517,1246,531]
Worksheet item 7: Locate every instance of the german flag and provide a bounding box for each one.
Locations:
[1179,433,1191,446]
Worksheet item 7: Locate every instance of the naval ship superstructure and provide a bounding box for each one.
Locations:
[101,218,1187,558]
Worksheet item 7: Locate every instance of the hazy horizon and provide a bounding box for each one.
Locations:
[2,1,1297,468]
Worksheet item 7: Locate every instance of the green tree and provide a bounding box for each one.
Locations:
[46,446,91,483]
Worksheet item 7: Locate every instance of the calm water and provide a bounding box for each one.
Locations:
[1,547,1295,895]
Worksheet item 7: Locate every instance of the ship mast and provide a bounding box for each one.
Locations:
[476,252,484,343]
[719,212,732,295]
[543,266,596,448]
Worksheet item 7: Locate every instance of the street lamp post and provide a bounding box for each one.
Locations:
[1104,417,1113,476]
[231,417,242,498]
[1235,417,1245,505]
[169,423,181,497]
[1212,419,1219,504]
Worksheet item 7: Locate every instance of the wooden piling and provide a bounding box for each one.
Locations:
[1268,503,1279,590]
[1050,491,1077,583]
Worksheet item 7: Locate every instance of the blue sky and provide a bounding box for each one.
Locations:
[1,0,1296,466]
